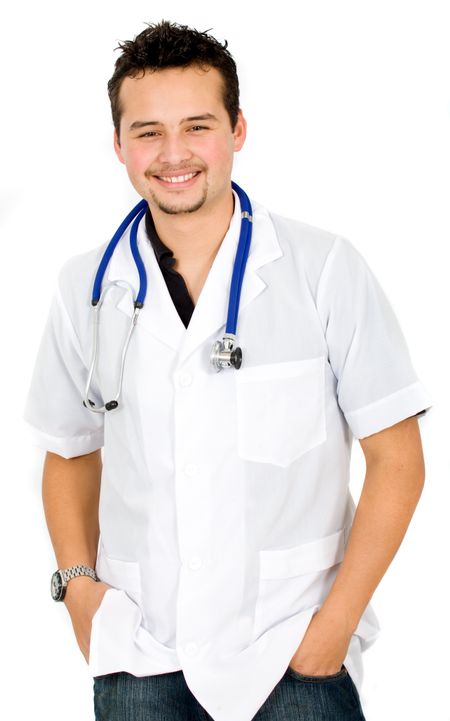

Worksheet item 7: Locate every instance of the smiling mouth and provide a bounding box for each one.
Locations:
[155,171,201,184]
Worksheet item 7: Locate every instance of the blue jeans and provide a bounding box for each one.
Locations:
[93,664,366,720]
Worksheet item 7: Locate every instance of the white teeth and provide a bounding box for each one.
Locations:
[159,172,198,183]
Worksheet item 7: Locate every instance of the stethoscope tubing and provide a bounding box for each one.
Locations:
[226,188,253,335]
[92,198,147,305]
[129,206,148,307]
[83,281,140,413]
[85,181,252,412]
[91,182,252,319]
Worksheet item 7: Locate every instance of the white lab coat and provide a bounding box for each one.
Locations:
[24,189,432,721]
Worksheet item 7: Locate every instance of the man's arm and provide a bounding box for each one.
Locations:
[289,415,425,675]
[43,450,111,662]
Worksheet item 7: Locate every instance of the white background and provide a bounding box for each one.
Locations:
[1,0,448,719]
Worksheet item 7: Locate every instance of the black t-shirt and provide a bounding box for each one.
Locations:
[145,209,194,329]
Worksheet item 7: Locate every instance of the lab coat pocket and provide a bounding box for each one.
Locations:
[95,551,142,606]
[236,357,326,467]
[89,553,142,674]
[252,527,346,642]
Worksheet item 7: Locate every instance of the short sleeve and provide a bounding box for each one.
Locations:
[23,277,104,459]
[316,236,432,439]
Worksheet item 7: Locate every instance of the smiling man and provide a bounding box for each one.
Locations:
[24,20,432,721]
[112,62,246,306]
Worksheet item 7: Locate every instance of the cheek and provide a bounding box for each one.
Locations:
[123,145,155,177]
[201,138,234,170]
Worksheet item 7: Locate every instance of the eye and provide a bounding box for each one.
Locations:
[189,125,208,132]
[139,131,160,138]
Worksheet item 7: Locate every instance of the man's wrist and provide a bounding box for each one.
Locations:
[63,575,98,606]
[51,564,99,602]
[317,596,359,636]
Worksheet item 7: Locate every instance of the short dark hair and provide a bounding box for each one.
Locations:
[108,20,240,138]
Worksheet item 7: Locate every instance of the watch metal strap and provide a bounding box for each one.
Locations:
[60,564,99,583]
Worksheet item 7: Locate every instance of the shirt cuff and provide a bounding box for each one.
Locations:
[24,421,104,459]
[344,381,432,439]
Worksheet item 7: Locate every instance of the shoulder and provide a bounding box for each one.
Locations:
[263,204,366,276]
[55,242,109,318]
[269,209,337,256]
[58,243,107,287]
[253,199,347,294]
[251,197,338,260]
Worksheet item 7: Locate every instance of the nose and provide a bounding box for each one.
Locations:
[157,131,193,166]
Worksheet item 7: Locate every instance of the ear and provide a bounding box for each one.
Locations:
[113,129,125,164]
[233,109,247,152]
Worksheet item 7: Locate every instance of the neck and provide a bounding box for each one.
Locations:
[150,190,235,269]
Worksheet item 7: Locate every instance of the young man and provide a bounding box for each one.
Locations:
[24,20,432,721]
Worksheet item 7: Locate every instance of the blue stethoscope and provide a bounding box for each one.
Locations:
[83,181,253,413]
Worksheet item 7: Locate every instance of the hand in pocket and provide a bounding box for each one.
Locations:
[64,577,112,662]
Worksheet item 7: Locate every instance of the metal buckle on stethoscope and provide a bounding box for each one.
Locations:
[210,333,242,371]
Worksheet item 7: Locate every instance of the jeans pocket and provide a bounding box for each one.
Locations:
[286,664,348,682]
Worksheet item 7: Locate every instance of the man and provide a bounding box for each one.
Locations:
[24,20,432,721]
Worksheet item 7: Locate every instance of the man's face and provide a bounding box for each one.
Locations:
[114,64,246,216]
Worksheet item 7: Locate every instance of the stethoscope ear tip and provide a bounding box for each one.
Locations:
[82,398,119,412]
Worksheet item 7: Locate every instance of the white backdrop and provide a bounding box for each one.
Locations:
[1,1,448,719]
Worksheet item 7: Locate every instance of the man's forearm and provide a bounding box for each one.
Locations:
[320,457,425,633]
[42,450,102,570]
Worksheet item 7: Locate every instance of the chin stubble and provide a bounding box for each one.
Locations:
[149,187,208,215]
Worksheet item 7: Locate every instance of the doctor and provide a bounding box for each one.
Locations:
[25,20,432,721]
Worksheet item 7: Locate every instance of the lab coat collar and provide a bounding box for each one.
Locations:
[106,189,283,365]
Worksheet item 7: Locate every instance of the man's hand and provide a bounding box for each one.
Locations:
[288,607,353,676]
[63,576,112,663]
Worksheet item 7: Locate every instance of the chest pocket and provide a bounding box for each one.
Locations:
[235,357,327,467]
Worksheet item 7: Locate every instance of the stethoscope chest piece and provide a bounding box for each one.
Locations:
[210,333,242,371]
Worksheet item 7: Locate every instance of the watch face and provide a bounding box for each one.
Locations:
[51,571,64,601]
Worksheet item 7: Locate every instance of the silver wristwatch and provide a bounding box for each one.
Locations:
[51,564,99,601]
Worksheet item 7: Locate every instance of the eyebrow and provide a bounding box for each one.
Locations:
[129,113,219,131]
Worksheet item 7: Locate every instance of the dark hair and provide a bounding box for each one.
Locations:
[108,20,240,138]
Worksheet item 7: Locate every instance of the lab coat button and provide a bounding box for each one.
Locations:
[188,556,202,570]
[184,642,198,656]
[184,463,198,477]
[178,372,193,387]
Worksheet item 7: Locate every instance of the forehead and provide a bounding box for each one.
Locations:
[118,65,226,120]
